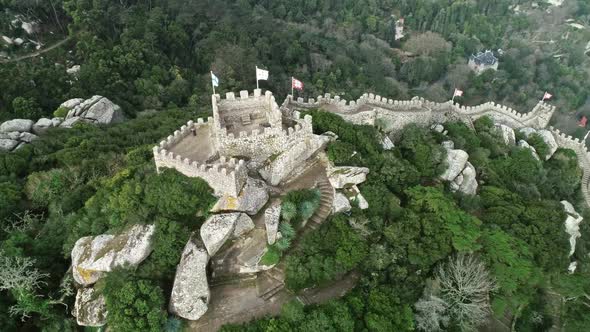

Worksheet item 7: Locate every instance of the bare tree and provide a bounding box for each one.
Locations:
[0,251,48,292]
[403,32,451,56]
[437,254,497,331]
[415,294,450,331]
[3,210,42,233]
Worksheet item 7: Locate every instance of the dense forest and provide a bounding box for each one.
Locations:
[1,0,590,331]
[1,0,590,132]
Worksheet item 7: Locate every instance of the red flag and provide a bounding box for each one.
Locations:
[453,88,464,97]
[579,116,587,127]
[542,92,552,101]
[292,77,304,91]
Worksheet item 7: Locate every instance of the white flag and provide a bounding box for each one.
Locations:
[453,88,464,97]
[256,67,269,81]
[211,72,219,87]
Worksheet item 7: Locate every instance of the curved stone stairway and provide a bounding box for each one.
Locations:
[305,176,335,232]
[257,175,335,301]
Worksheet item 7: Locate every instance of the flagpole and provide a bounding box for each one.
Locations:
[256,66,259,90]
[452,89,456,103]
[291,77,294,98]
[211,71,216,95]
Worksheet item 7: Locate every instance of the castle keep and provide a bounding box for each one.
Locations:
[153,89,328,197]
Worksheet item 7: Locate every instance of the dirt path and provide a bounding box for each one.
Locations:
[0,36,71,63]
[188,272,359,332]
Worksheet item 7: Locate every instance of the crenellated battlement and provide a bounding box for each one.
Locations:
[548,126,590,206]
[156,118,213,151]
[210,90,314,160]
[153,120,249,197]
[284,92,555,130]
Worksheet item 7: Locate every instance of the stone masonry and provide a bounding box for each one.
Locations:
[282,91,590,208]
[283,93,555,132]
[153,89,324,196]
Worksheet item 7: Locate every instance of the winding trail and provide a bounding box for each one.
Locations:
[0,36,71,63]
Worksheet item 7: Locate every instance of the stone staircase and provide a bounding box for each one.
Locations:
[306,177,334,231]
[295,294,312,305]
[257,267,285,301]
[209,272,257,288]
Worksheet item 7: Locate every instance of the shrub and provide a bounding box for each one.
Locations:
[53,106,69,118]
[527,133,550,160]
[260,246,281,266]
[281,202,297,222]
[281,188,321,228]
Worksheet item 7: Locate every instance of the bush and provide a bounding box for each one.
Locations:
[100,271,167,332]
[24,169,72,208]
[281,189,321,228]
[12,97,42,119]
[260,245,281,266]
[53,106,69,118]
[527,133,550,160]
[281,202,297,222]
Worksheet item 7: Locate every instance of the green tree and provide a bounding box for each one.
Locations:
[12,97,42,119]
[100,271,166,332]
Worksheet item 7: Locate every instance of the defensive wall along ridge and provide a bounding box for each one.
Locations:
[549,127,590,205]
[283,92,590,207]
[283,92,555,131]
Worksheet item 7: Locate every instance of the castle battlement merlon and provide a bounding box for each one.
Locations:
[155,119,212,152]
[286,91,554,129]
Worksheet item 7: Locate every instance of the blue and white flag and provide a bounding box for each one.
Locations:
[211,71,219,87]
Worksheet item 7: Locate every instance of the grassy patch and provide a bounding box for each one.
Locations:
[260,245,280,266]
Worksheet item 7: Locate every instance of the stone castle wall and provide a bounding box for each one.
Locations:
[213,89,314,160]
[153,119,248,197]
[260,111,327,185]
[549,126,590,205]
[284,92,555,132]
[283,92,590,207]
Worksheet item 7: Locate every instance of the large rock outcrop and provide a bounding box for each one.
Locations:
[71,224,155,286]
[440,149,469,181]
[200,213,239,256]
[328,166,370,189]
[232,213,255,238]
[381,135,394,150]
[0,119,39,152]
[348,185,369,210]
[73,287,107,327]
[561,201,583,257]
[518,127,558,160]
[62,96,125,127]
[169,235,210,320]
[495,124,516,145]
[264,203,281,245]
[0,119,34,133]
[518,140,540,160]
[440,145,478,195]
[60,98,84,110]
[0,96,123,153]
[537,129,558,159]
[332,192,352,214]
[32,117,61,135]
[457,162,478,195]
[210,178,269,215]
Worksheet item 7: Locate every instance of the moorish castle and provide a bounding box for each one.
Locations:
[153,89,328,197]
[72,88,590,329]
